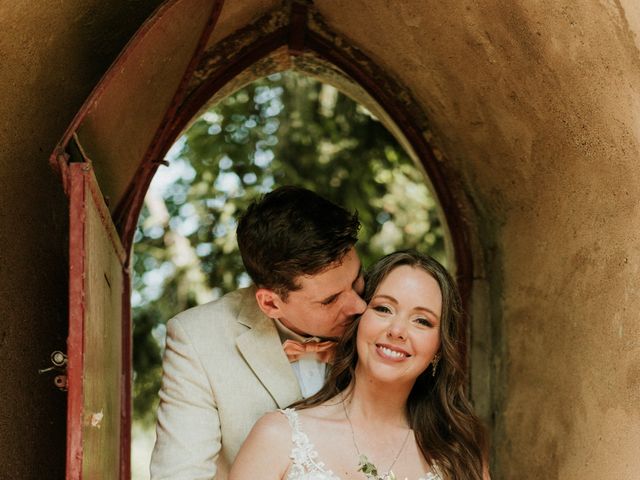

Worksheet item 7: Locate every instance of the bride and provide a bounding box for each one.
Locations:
[230,250,489,480]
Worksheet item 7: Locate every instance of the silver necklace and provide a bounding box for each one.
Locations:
[342,399,412,480]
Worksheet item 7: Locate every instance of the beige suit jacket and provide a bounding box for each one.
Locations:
[150,287,303,479]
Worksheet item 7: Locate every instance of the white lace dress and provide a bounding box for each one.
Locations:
[280,408,443,480]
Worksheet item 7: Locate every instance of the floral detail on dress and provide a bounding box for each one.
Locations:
[281,408,340,480]
[422,472,441,480]
[279,409,443,480]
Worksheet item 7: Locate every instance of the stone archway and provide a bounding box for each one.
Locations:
[51,0,492,476]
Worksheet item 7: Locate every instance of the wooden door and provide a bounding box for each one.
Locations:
[66,162,129,479]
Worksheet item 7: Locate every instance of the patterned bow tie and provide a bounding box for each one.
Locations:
[282,339,337,363]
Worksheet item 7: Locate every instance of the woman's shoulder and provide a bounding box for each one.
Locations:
[229,410,295,479]
[239,409,298,453]
[254,409,295,435]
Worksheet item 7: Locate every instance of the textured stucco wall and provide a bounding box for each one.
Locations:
[315,0,640,478]
[0,2,162,477]
[1,1,639,479]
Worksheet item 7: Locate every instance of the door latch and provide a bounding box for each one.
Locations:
[38,351,68,391]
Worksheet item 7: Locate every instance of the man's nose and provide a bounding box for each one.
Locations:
[346,289,366,315]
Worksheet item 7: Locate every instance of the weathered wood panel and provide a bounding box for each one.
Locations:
[67,162,126,479]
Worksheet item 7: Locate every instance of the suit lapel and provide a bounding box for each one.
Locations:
[235,289,301,408]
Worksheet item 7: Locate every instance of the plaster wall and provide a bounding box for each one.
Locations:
[205,0,280,48]
[1,1,639,479]
[315,0,640,477]
[0,2,162,477]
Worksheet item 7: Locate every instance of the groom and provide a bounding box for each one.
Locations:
[150,186,366,479]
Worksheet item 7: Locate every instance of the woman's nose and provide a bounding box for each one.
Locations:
[387,316,407,339]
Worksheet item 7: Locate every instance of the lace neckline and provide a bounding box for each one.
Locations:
[279,408,443,480]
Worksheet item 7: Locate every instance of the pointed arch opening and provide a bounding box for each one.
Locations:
[51,1,489,477]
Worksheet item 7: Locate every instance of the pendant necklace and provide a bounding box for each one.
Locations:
[342,399,412,480]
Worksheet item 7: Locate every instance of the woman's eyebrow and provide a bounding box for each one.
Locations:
[372,294,398,303]
[416,306,440,320]
[372,294,440,319]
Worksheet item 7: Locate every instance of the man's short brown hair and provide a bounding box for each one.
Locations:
[236,186,360,298]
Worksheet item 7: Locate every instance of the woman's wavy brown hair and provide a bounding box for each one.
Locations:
[293,250,488,480]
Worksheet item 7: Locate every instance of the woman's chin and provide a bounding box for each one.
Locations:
[361,365,420,387]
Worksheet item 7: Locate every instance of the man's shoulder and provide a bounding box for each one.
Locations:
[170,286,257,328]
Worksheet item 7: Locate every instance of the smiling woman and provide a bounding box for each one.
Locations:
[230,250,488,480]
[356,264,442,387]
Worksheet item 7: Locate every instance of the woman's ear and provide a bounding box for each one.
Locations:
[255,288,284,318]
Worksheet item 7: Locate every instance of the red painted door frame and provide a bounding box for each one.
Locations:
[66,161,128,479]
[52,1,225,477]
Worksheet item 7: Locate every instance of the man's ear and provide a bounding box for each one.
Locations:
[255,287,284,318]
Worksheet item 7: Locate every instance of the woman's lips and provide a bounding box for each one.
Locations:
[376,343,411,361]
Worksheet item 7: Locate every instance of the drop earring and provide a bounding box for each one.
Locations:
[431,354,440,377]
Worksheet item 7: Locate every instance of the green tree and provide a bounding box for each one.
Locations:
[131,71,445,425]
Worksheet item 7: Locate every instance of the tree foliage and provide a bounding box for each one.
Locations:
[131,71,445,425]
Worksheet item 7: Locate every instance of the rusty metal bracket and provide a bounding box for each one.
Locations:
[68,133,92,163]
[48,133,93,195]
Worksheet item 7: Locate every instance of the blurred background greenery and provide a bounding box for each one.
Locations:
[131,71,445,477]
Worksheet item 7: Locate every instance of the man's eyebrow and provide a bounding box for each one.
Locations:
[317,261,363,304]
[318,292,340,305]
[316,284,342,304]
